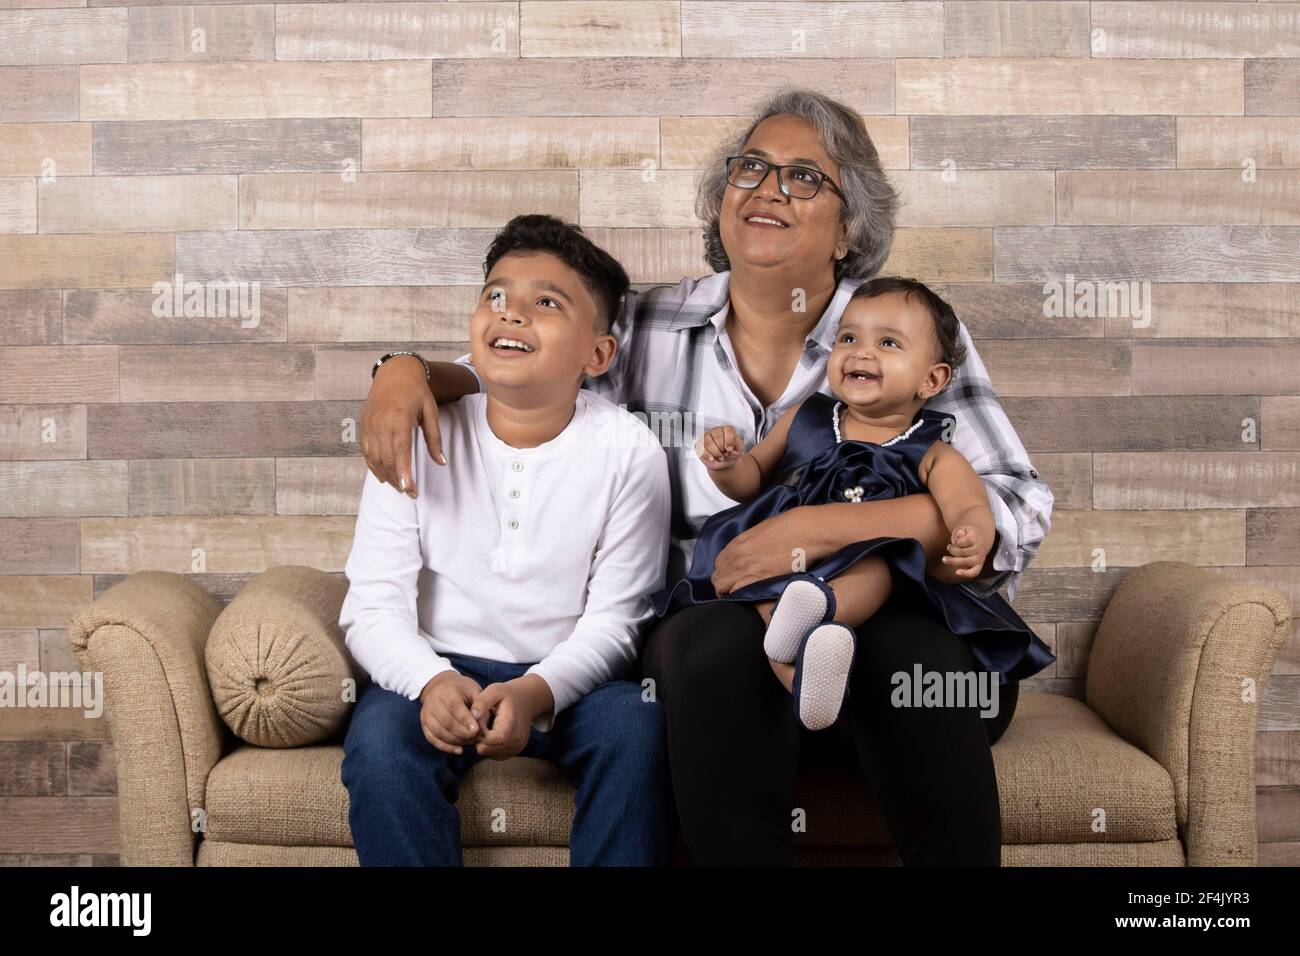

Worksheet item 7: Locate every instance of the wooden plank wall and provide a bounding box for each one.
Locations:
[0,0,1297,866]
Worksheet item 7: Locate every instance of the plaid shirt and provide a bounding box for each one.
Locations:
[458,270,1052,602]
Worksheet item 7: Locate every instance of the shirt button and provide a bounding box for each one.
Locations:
[507,518,519,530]
[512,461,524,472]
[509,488,520,499]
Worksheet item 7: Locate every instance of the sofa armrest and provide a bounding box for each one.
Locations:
[1086,561,1290,865]
[68,572,225,866]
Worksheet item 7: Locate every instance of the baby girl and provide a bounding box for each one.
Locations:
[650,277,1055,731]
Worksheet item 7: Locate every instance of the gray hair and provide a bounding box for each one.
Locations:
[696,88,899,281]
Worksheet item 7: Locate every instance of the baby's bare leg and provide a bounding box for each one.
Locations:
[824,556,893,628]
[769,659,796,693]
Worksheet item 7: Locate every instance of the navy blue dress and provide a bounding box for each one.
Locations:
[649,391,1055,684]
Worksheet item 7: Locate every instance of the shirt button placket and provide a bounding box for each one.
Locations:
[503,460,525,547]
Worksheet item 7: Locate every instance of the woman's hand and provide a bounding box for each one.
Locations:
[711,508,828,596]
[360,355,445,497]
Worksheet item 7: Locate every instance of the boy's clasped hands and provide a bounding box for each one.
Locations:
[418,672,555,758]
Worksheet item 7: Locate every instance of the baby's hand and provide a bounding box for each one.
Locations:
[696,425,744,471]
[943,525,990,578]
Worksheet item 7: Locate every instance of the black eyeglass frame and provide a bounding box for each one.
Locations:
[724,155,847,203]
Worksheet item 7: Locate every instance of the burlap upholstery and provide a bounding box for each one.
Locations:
[68,561,1289,867]
[196,842,570,867]
[68,572,225,866]
[204,746,575,848]
[191,839,1187,868]
[992,693,1177,844]
[198,694,1177,853]
[205,566,359,748]
[1003,840,1185,866]
[1086,562,1289,864]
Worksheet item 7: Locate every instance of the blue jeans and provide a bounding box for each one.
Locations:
[341,652,673,866]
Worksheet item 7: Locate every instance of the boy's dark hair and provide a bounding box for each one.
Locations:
[482,214,630,335]
[847,276,967,378]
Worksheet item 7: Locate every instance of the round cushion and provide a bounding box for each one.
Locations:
[205,566,361,748]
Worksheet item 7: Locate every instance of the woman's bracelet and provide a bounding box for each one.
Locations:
[371,351,431,381]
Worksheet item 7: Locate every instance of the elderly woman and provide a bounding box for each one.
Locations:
[359,88,1052,866]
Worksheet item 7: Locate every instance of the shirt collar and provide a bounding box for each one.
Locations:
[665,272,731,333]
[668,270,865,356]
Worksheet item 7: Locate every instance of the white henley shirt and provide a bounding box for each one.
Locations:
[339,388,671,732]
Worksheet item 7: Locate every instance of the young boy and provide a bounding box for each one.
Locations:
[339,214,673,866]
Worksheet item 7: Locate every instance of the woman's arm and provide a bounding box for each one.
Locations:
[710,492,999,596]
[803,494,993,584]
[360,355,478,495]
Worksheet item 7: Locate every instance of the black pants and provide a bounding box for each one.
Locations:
[640,595,1018,866]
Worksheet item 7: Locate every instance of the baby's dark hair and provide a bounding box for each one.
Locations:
[482,214,630,335]
[847,276,967,378]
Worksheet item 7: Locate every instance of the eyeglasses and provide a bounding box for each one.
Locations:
[725,155,846,202]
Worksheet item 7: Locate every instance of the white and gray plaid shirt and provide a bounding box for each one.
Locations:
[458,270,1052,602]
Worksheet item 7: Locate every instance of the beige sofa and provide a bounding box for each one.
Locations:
[67,561,1289,866]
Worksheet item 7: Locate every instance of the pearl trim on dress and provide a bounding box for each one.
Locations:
[832,401,924,447]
